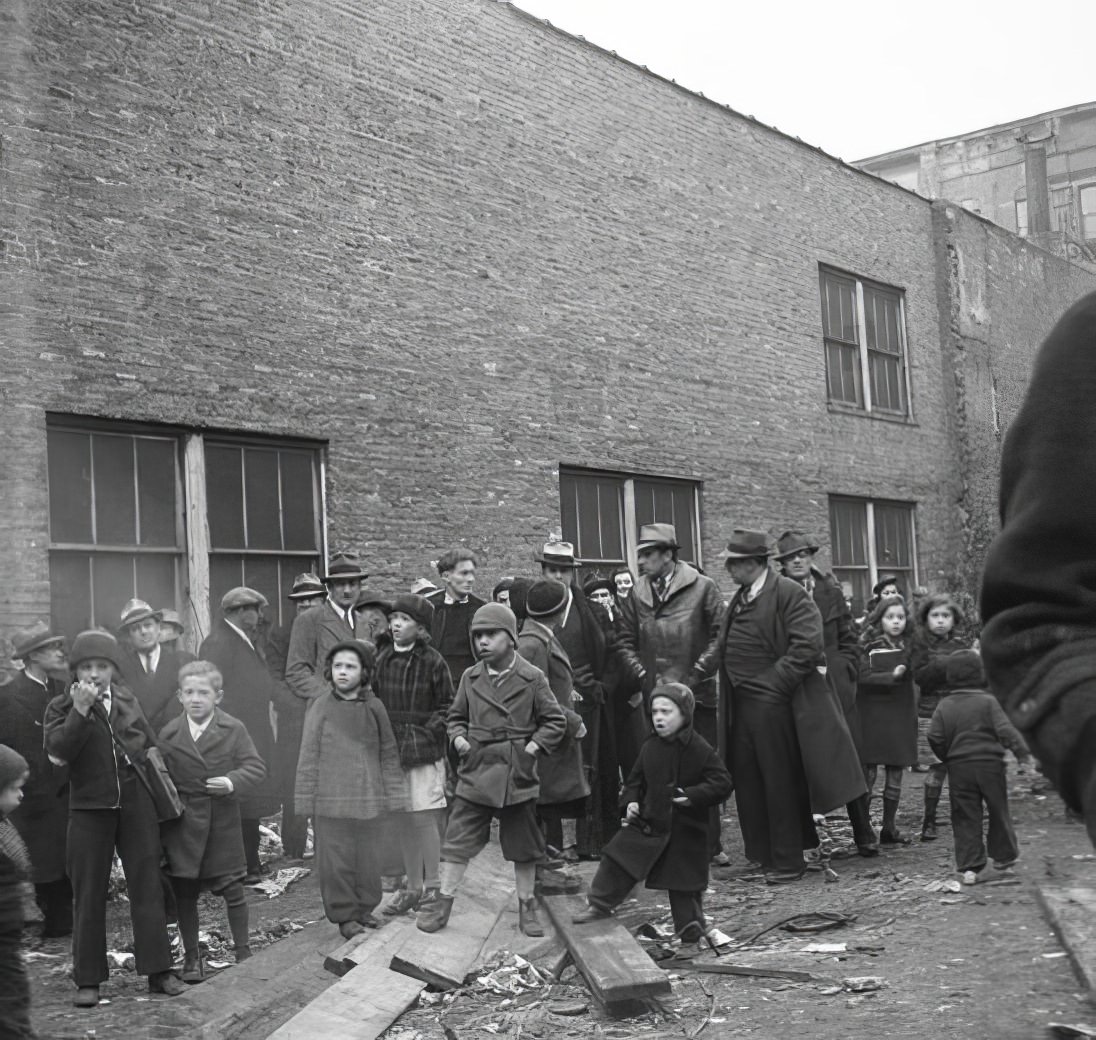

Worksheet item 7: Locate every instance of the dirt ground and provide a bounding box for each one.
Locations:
[23,761,1096,1040]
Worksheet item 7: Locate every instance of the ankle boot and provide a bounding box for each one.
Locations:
[879,796,910,844]
[518,897,544,937]
[416,894,454,933]
[181,951,204,984]
[921,790,940,841]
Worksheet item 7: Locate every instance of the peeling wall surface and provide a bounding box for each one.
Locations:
[1,0,1094,636]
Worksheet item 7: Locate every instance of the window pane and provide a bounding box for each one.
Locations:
[50,553,92,643]
[821,272,857,343]
[833,568,870,618]
[281,451,318,551]
[1082,187,1096,240]
[560,472,624,563]
[634,480,698,564]
[244,449,282,550]
[92,554,136,633]
[829,498,868,567]
[826,340,863,406]
[48,429,93,543]
[136,438,179,546]
[209,555,245,616]
[206,445,245,549]
[243,556,281,624]
[135,554,178,615]
[869,351,905,413]
[92,435,137,545]
[874,503,914,570]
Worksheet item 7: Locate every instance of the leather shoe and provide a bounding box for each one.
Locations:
[519,897,544,937]
[416,894,454,933]
[572,904,612,924]
[148,971,187,996]
[339,920,366,939]
[74,985,100,1007]
[181,952,204,984]
[235,946,253,963]
[764,868,806,885]
[535,867,583,895]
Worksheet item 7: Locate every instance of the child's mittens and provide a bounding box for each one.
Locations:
[453,736,472,758]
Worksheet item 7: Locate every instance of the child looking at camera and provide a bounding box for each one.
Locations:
[0,746,35,1039]
[158,661,267,982]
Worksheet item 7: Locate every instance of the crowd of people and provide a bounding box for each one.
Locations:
[0,524,1033,1029]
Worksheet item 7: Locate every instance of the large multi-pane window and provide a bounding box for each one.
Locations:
[46,417,324,643]
[1082,185,1096,241]
[559,467,702,579]
[820,266,911,418]
[828,495,917,614]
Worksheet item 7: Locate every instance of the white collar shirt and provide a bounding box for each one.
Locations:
[224,619,255,651]
[188,715,214,742]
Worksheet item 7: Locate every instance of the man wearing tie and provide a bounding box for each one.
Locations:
[117,599,194,733]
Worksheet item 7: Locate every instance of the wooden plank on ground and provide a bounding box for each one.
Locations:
[389,842,515,989]
[1036,884,1096,991]
[540,894,672,1006]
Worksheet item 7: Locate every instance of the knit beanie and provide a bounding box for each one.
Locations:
[468,603,518,646]
[324,639,377,680]
[917,592,965,628]
[526,579,569,618]
[387,593,434,631]
[68,629,122,672]
[0,745,29,790]
[650,682,695,725]
[945,649,987,689]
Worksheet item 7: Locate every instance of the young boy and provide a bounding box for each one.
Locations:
[927,651,1031,884]
[374,594,454,915]
[158,661,267,981]
[572,683,732,955]
[0,746,35,1039]
[416,603,567,937]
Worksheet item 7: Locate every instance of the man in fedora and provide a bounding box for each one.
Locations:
[424,549,485,684]
[717,530,866,883]
[117,599,195,734]
[775,531,878,856]
[617,523,725,857]
[0,622,72,936]
[200,587,280,882]
[287,552,374,703]
[264,573,326,860]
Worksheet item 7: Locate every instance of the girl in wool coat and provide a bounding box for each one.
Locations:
[295,640,408,939]
[857,596,918,845]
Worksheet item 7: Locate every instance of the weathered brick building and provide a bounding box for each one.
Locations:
[2,0,1094,657]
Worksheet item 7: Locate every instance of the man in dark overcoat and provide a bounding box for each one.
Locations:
[116,599,194,733]
[199,587,280,883]
[424,549,486,685]
[717,530,865,883]
[264,573,326,860]
[0,622,72,935]
[775,531,878,856]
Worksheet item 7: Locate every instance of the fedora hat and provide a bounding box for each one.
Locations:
[533,538,581,569]
[773,530,820,561]
[722,529,773,562]
[410,578,438,596]
[355,590,393,614]
[12,621,64,661]
[324,552,369,582]
[636,523,679,552]
[288,572,326,600]
[119,598,163,629]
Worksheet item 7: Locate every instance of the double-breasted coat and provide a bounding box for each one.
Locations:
[516,622,589,806]
[157,708,266,881]
[0,671,69,882]
[116,644,195,734]
[199,620,279,817]
[447,654,567,808]
[718,569,865,814]
[603,725,732,893]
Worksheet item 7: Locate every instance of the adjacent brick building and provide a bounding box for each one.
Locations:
[2,0,1093,661]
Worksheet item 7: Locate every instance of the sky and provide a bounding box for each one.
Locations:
[514,0,1096,161]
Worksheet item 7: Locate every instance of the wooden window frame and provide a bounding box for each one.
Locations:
[828,494,918,614]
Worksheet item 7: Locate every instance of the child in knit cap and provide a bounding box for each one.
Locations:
[572,683,732,956]
[0,745,35,1039]
[927,651,1031,884]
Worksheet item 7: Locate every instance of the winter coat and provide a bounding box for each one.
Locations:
[806,569,860,714]
[718,569,865,813]
[264,621,306,803]
[447,654,567,808]
[286,600,373,702]
[517,622,589,806]
[603,725,731,893]
[617,563,725,708]
[0,671,69,882]
[911,630,974,718]
[373,637,454,768]
[856,633,918,766]
[295,686,408,820]
[199,620,279,817]
[555,588,609,708]
[928,689,1031,766]
[158,709,266,880]
[44,683,158,810]
[424,590,487,685]
[116,644,195,734]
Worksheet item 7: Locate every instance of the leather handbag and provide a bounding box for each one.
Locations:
[104,719,185,822]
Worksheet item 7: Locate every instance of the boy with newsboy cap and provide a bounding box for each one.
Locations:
[417,604,566,937]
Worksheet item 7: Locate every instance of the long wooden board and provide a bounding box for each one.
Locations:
[1036,884,1096,991]
[540,894,672,1006]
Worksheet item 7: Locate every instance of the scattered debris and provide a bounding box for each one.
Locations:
[843,976,885,992]
[924,879,962,893]
[547,1000,589,1016]
[107,950,135,971]
[244,866,311,898]
[781,911,857,933]
[473,952,547,996]
[802,942,846,953]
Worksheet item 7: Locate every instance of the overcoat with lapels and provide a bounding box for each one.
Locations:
[157,708,266,880]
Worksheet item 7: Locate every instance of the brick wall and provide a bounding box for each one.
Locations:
[1,0,1092,648]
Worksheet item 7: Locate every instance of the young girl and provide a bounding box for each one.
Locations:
[158,661,267,982]
[295,640,408,938]
[0,746,35,1040]
[857,596,918,845]
[373,595,454,915]
[912,593,974,840]
[572,683,732,957]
